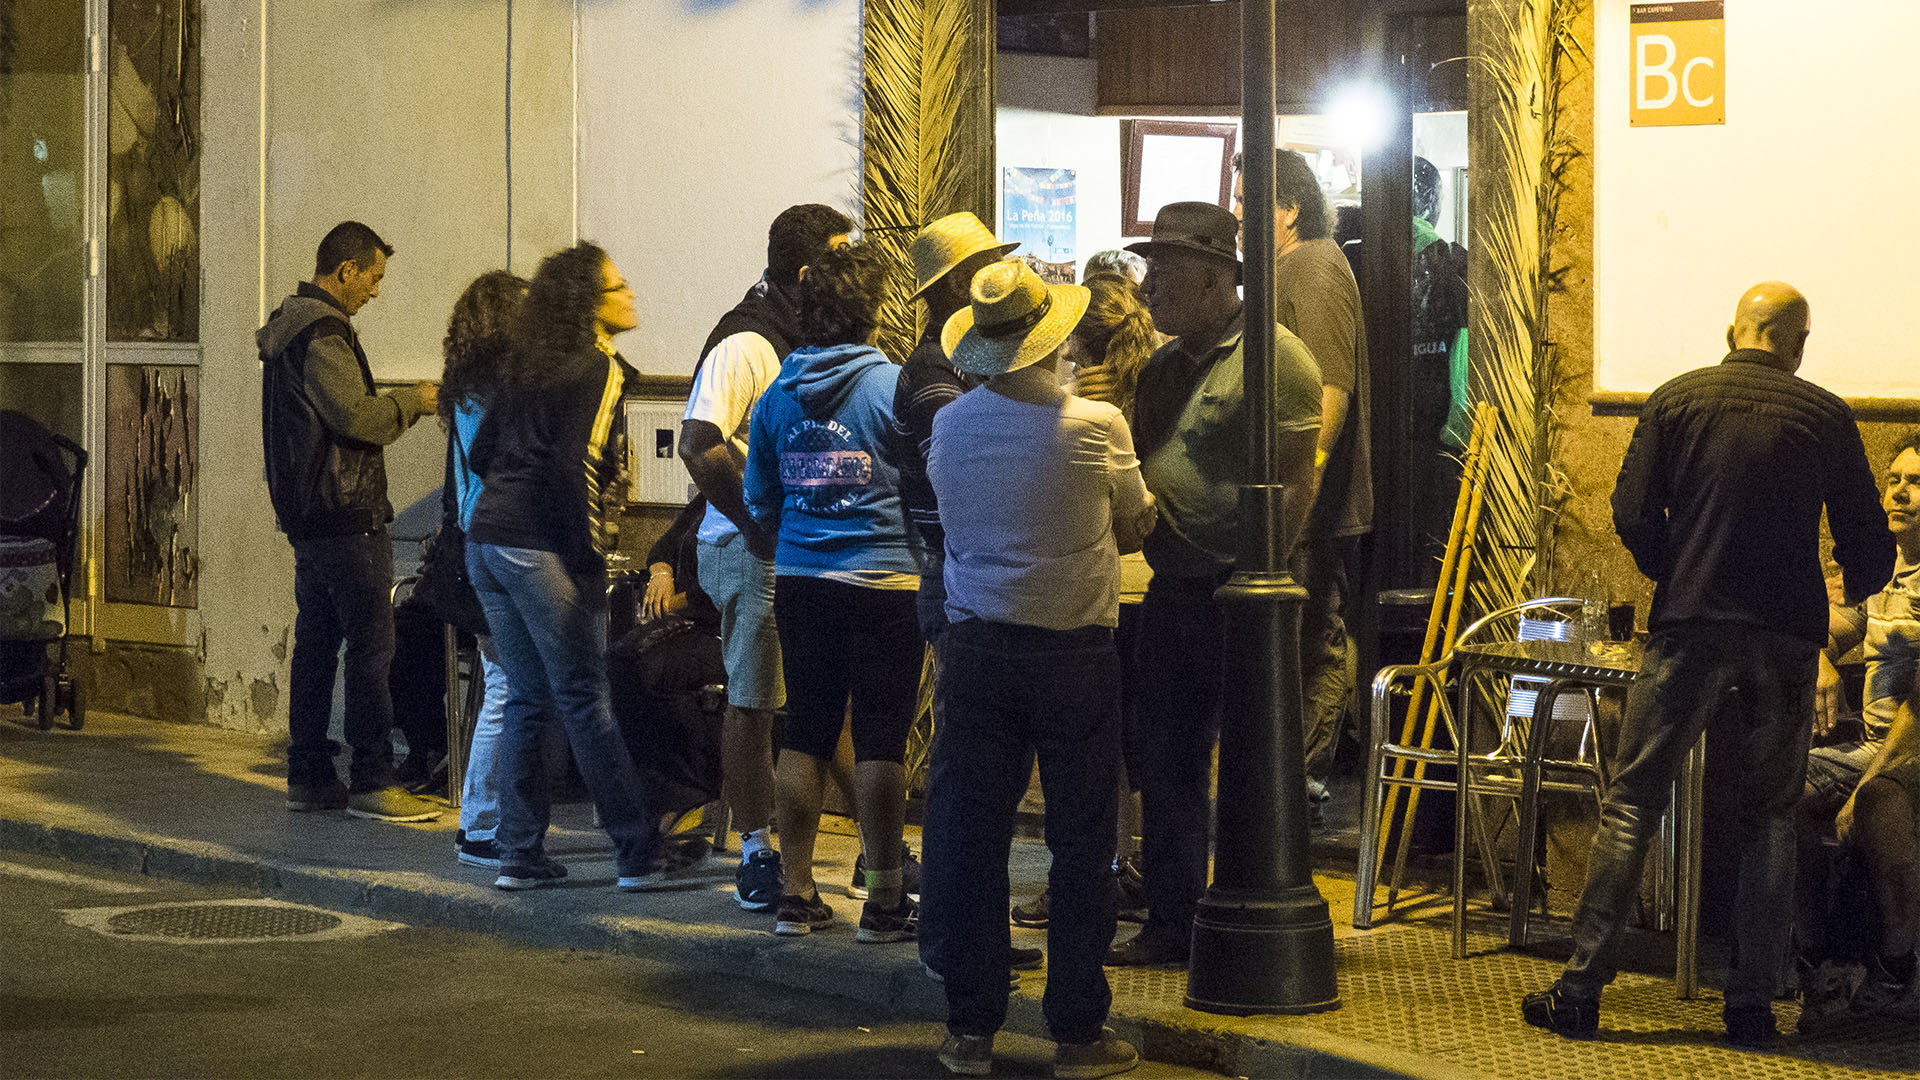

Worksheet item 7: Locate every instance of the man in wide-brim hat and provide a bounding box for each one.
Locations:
[921,258,1155,1079]
[1101,201,1327,969]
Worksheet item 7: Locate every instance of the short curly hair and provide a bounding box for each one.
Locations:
[796,241,889,348]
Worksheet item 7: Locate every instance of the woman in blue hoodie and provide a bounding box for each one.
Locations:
[744,241,923,942]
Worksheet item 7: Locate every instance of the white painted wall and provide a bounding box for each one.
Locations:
[578,0,864,379]
[1592,0,1920,398]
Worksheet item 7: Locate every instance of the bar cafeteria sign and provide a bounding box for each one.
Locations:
[1630,1,1724,126]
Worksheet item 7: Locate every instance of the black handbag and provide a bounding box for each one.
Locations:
[416,433,490,636]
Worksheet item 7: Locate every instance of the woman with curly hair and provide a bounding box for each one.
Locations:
[1064,272,1158,424]
[743,241,923,941]
[466,242,691,891]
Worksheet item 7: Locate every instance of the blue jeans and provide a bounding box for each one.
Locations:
[467,543,657,875]
[922,619,1119,1044]
[288,529,397,791]
[459,637,567,841]
[1560,622,1815,1010]
[1133,570,1230,949]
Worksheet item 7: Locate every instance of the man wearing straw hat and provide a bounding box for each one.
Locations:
[922,259,1155,1078]
[1104,201,1324,968]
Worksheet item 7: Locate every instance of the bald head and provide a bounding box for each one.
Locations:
[1726,281,1811,370]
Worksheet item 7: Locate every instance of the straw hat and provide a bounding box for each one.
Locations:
[1123,201,1241,268]
[912,212,1019,298]
[942,260,1090,377]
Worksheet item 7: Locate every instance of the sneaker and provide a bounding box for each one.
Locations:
[618,836,712,891]
[1796,960,1864,1036]
[849,844,923,901]
[1306,778,1331,831]
[773,891,834,936]
[1053,1029,1138,1080]
[286,778,348,812]
[1854,951,1920,1019]
[938,1033,994,1077]
[495,858,568,891]
[856,895,918,943]
[1105,930,1187,968]
[1113,856,1147,922]
[1011,888,1051,928]
[1723,1004,1778,1049]
[455,829,504,868]
[1520,984,1599,1039]
[345,786,441,823]
[737,849,783,912]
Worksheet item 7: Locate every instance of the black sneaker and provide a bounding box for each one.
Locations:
[1011,888,1051,928]
[1520,984,1599,1039]
[737,849,782,911]
[1105,930,1187,968]
[774,891,834,936]
[617,836,710,891]
[849,844,922,901]
[1723,1005,1778,1049]
[495,858,568,891]
[455,829,503,868]
[1113,856,1147,922]
[856,896,919,943]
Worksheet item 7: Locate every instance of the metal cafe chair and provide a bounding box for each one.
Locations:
[1354,597,1604,930]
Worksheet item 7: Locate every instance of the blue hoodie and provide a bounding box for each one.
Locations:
[744,342,917,578]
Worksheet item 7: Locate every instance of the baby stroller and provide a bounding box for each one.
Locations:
[0,410,88,730]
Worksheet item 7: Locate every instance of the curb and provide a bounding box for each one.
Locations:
[1,816,1459,1080]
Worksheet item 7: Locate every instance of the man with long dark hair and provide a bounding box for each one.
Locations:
[258,220,440,822]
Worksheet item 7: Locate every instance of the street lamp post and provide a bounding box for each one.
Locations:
[1183,0,1341,1017]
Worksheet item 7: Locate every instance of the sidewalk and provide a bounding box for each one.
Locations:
[2,712,1912,1080]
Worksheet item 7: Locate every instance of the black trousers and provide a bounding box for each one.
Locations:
[288,529,398,791]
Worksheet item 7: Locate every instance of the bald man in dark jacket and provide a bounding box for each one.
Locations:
[1523,282,1895,1048]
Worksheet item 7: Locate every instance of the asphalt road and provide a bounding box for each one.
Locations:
[0,852,1220,1080]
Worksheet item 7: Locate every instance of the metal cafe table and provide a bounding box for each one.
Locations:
[1449,636,1706,998]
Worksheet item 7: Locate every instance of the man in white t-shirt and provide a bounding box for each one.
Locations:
[679,204,852,911]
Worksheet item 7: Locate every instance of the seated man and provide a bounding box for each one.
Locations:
[1798,432,1920,1031]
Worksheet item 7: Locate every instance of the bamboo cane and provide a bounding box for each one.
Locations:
[1367,402,1492,909]
[1384,402,1496,907]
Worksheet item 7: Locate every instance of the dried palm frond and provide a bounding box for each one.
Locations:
[862,0,994,362]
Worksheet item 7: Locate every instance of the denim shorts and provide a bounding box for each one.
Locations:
[696,533,785,711]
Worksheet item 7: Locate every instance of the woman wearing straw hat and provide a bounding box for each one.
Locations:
[921,259,1156,1079]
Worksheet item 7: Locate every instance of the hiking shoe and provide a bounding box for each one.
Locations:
[773,891,834,936]
[617,836,711,891]
[1012,887,1051,928]
[455,829,504,868]
[1796,960,1864,1035]
[1855,951,1920,1018]
[495,858,568,891]
[1724,1005,1779,1049]
[286,778,348,812]
[849,844,923,901]
[1053,1029,1138,1079]
[1520,984,1599,1039]
[345,786,441,823]
[737,849,783,911]
[938,1033,994,1077]
[1105,930,1187,968]
[1113,856,1147,922]
[856,896,919,943]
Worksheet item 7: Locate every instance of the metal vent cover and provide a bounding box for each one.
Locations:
[62,899,402,945]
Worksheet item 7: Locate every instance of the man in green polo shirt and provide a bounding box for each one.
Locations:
[1102,201,1323,967]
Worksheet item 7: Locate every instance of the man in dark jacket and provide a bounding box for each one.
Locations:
[1522,282,1895,1047]
[259,221,439,822]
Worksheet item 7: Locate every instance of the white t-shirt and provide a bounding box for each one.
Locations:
[930,369,1153,631]
[683,331,783,543]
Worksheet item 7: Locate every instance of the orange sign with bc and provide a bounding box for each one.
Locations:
[1629,2,1725,127]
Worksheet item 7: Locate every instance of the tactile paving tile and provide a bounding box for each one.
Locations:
[1096,922,1916,1079]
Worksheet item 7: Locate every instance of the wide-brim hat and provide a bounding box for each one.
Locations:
[942,259,1090,377]
[1124,201,1241,268]
[912,212,1019,299]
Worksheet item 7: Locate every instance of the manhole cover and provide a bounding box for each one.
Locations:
[62,899,403,945]
[106,903,342,939]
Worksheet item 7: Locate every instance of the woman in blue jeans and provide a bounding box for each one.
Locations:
[465,242,692,891]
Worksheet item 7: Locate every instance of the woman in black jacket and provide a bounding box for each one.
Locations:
[466,241,690,891]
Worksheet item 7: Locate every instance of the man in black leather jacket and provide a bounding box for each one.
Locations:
[258,221,439,822]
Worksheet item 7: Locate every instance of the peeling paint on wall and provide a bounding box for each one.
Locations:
[249,676,277,723]
[105,365,199,606]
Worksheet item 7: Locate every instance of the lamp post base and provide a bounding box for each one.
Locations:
[1185,884,1340,1016]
